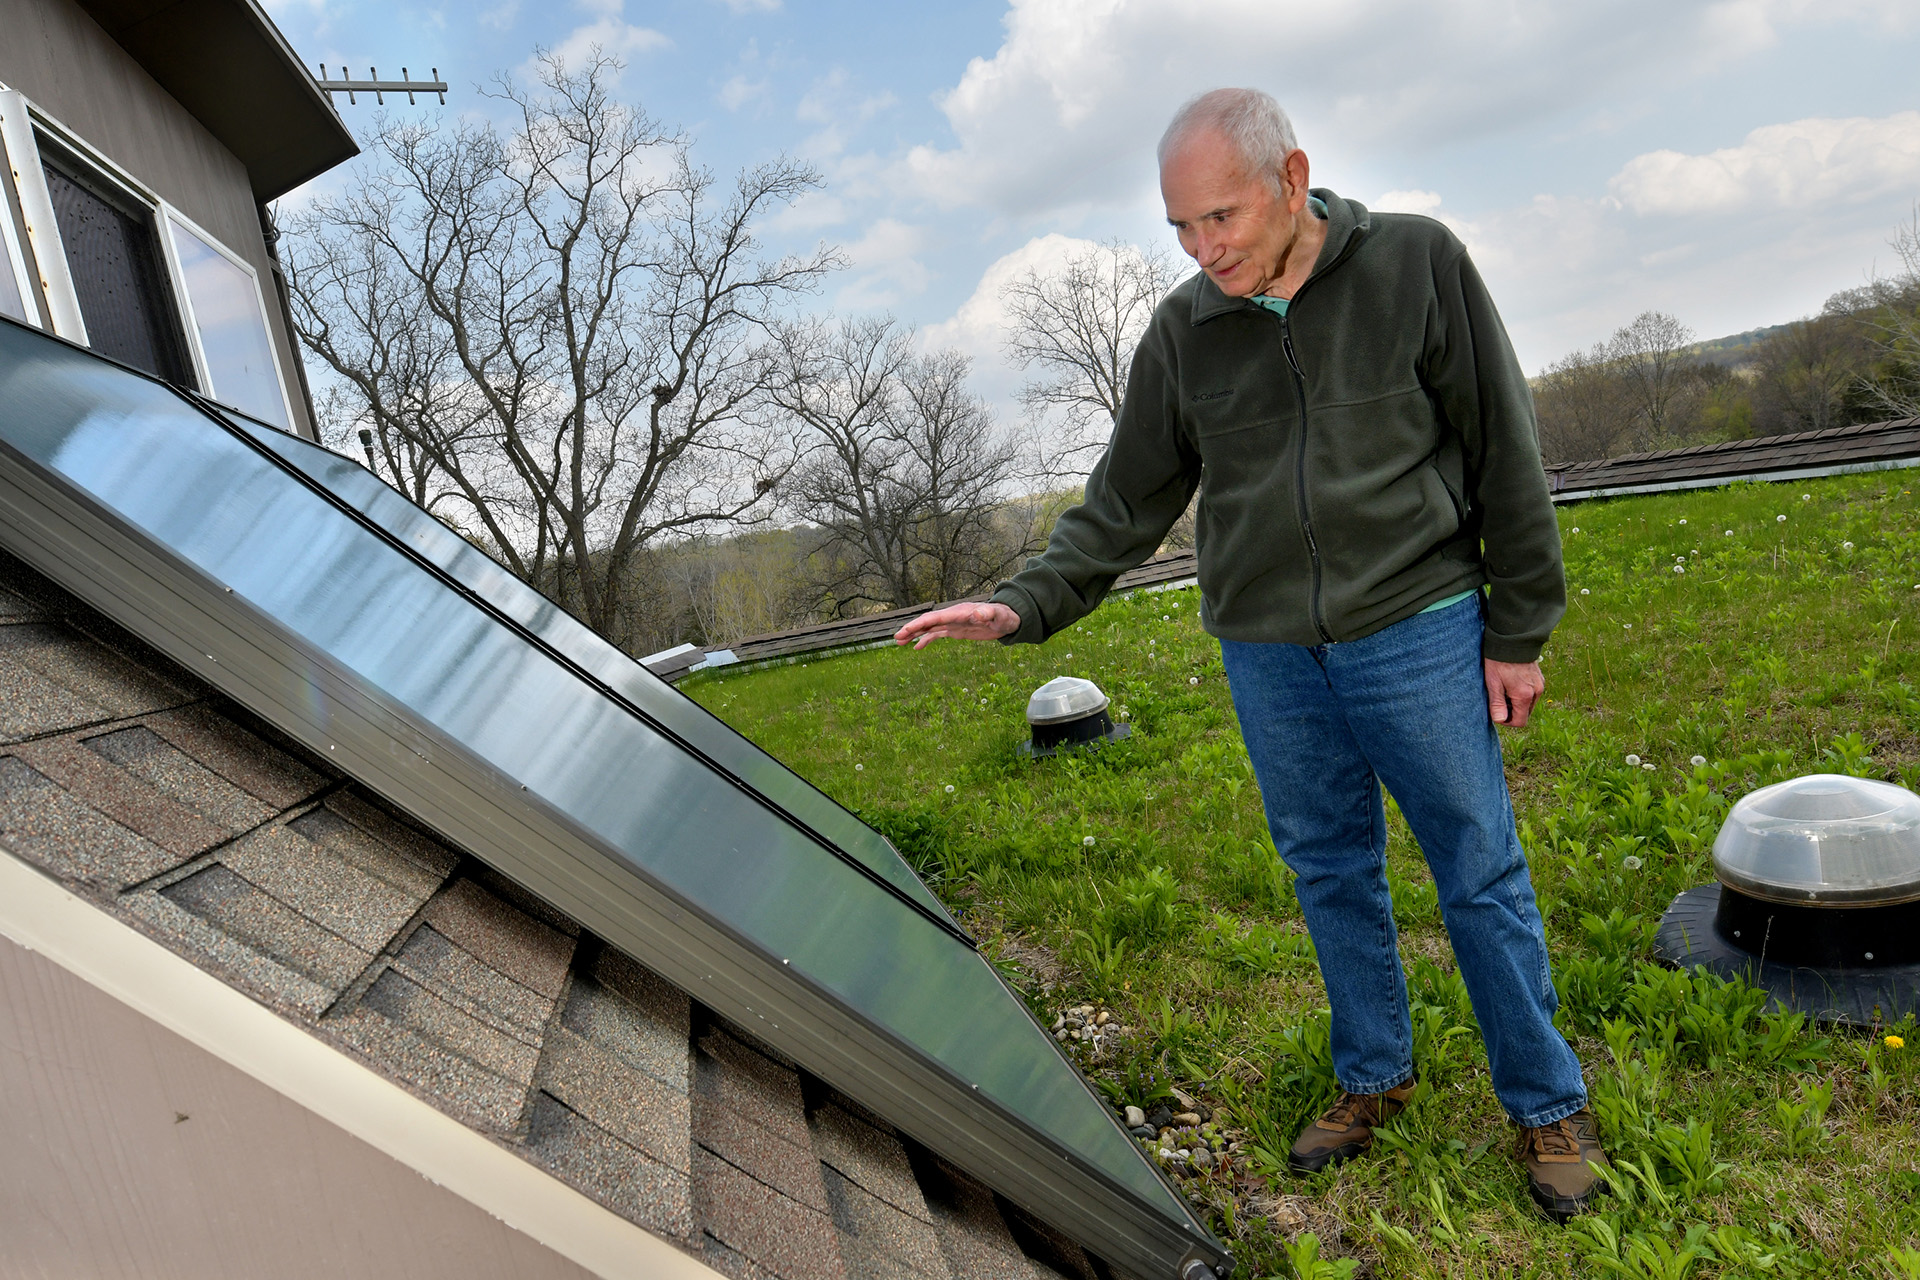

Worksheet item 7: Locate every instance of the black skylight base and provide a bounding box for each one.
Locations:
[1018,712,1131,759]
[1657,884,1920,1026]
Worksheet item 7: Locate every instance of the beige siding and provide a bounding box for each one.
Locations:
[0,931,600,1280]
[0,0,318,437]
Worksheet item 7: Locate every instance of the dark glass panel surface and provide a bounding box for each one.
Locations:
[0,319,1198,1232]
[40,148,191,385]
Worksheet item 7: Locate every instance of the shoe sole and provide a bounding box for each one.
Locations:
[1527,1181,1597,1223]
[1286,1139,1369,1176]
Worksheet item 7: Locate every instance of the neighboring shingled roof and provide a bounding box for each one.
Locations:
[1545,416,1920,501]
[0,545,1122,1280]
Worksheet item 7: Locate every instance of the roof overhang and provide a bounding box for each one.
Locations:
[76,0,358,201]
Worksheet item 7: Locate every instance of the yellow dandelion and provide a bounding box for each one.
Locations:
[1885,1035,1905,1050]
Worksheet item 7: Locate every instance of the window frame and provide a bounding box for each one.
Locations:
[0,89,295,430]
[159,204,296,430]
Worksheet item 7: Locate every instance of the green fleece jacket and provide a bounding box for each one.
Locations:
[991,189,1565,664]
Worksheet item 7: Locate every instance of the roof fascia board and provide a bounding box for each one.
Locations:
[1552,454,1920,504]
[0,846,724,1280]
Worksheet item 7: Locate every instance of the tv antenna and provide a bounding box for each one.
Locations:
[316,65,448,106]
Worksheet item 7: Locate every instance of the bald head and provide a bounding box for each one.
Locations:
[1158,88,1298,192]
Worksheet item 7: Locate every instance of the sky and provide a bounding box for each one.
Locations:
[267,0,1920,408]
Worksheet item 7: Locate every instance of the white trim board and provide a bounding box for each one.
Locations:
[0,846,721,1280]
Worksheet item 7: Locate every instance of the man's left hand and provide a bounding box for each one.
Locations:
[1485,659,1545,728]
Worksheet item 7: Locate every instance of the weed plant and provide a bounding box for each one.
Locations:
[688,472,1920,1277]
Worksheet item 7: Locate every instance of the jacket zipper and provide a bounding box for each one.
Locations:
[1278,312,1333,642]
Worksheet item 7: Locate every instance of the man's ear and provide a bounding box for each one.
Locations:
[1283,148,1311,210]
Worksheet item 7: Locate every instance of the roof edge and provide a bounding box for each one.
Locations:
[0,845,722,1280]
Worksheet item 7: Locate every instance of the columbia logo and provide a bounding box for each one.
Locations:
[1191,389,1235,403]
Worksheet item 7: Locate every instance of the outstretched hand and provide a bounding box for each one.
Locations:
[894,601,1020,649]
[1485,658,1545,728]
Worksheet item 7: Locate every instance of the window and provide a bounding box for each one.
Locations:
[37,140,194,386]
[167,214,291,428]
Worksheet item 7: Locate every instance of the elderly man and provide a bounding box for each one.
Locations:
[895,87,1605,1219]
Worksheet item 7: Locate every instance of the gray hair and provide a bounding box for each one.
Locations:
[1157,88,1298,189]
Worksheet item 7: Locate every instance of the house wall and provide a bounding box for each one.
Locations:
[0,931,600,1280]
[0,0,318,438]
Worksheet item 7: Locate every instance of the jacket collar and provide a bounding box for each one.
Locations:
[1189,188,1370,325]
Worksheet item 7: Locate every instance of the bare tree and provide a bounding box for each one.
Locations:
[1859,207,1920,421]
[1000,238,1185,469]
[765,317,1028,613]
[1750,312,1870,435]
[1533,344,1630,464]
[1605,310,1699,448]
[284,53,838,651]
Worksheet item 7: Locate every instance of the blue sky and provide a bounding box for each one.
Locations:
[269,0,1920,403]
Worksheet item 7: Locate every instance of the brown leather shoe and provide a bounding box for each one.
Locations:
[1515,1108,1608,1221]
[1287,1077,1418,1174]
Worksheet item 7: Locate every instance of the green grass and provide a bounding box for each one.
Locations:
[687,470,1920,1279]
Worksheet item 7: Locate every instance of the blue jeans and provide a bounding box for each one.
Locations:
[1219,595,1586,1127]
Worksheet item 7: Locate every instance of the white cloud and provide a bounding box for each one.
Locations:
[532,1,670,81]
[711,0,781,11]
[1375,189,1444,216]
[920,234,1103,408]
[794,69,898,158]
[719,74,768,110]
[836,219,934,310]
[1609,112,1920,215]
[899,0,1905,219]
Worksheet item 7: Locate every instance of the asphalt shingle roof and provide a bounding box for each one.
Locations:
[0,546,1114,1280]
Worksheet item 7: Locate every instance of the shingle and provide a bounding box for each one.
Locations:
[696,1230,781,1280]
[421,877,575,998]
[220,823,426,950]
[694,1144,846,1280]
[324,788,461,879]
[908,1156,1034,1280]
[289,805,447,900]
[392,923,554,1037]
[122,889,345,1019]
[0,647,108,741]
[0,621,187,718]
[526,1090,694,1239]
[563,968,691,1092]
[809,1100,929,1223]
[160,862,371,991]
[0,586,41,622]
[538,1025,692,1175]
[11,735,230,857]
[998,1205,1097,1280]
[821,1165,952,1280]
[696,1024,812,1150]
[358,967,540,1082]
[0,754,179,888]
[83,725,276,833]
[695,1083,828,1213]
[328,1005,530,1133]
[144,703,329,808]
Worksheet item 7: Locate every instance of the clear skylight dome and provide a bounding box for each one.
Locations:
[1025,676,1110,725]
[1713,774,1920,906]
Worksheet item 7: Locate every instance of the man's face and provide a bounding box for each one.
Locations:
[1160,129,1301,297]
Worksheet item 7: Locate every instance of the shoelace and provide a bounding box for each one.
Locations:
[1323,1092,1376,1128]
[1524,1118,1580,1157]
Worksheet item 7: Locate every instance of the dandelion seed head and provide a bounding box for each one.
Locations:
[1623,623,1632,629]
[1189,677,1199,685]
[1643,763,1655,771]
[1778,514,1788,522]
[1580,588,1590,595]
[1691,755,1707,767]
[1625,754,1641,766]
[944,784,955,794]
[1674,565,1685,574]
[855,763,864,771]
[1843,541,1854,550]
[1623,856,1643,871]
[1725,530,1733,536]
[1678,519,1687,525]
[1802,493,1811,500]
[1571,527,1580,534]
[1083,836,1096,847]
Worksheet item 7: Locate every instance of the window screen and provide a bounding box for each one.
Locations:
[39,145,192,385]
[168,217,289,428]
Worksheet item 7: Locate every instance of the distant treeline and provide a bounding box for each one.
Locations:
[1533,222,1920,464]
